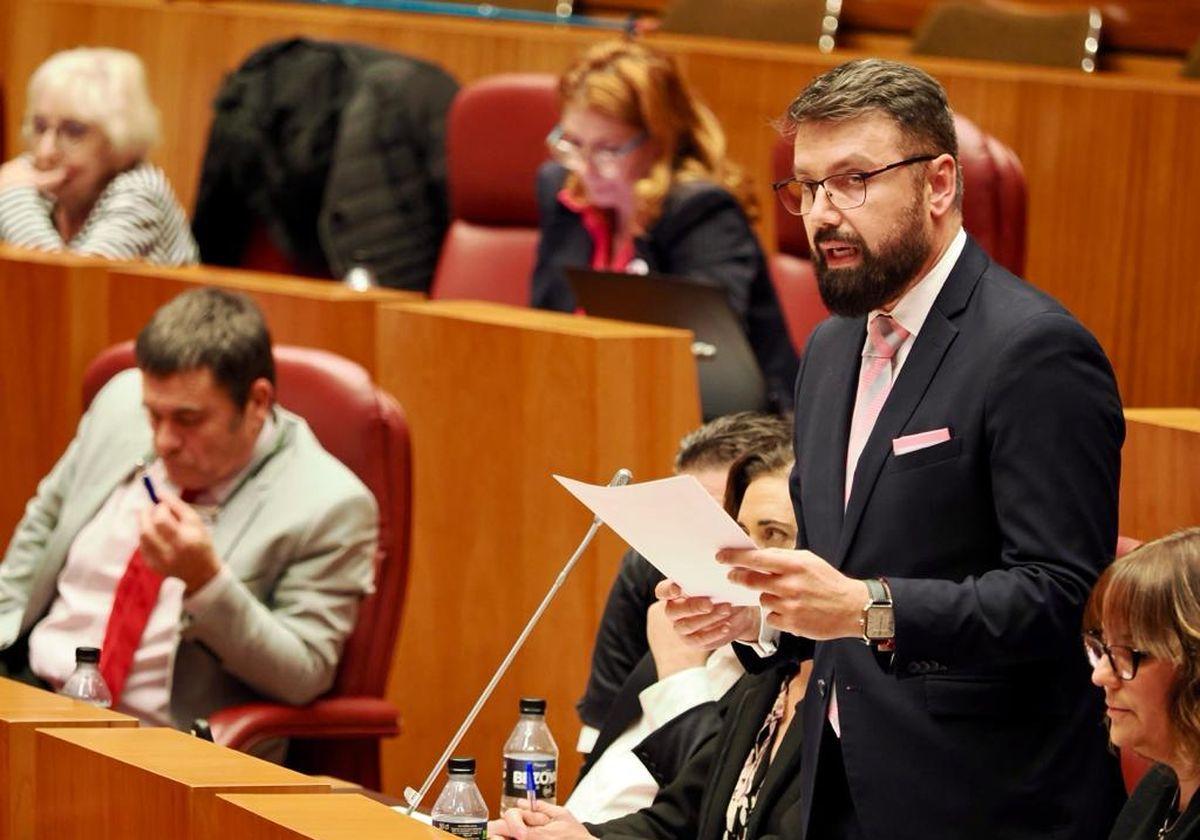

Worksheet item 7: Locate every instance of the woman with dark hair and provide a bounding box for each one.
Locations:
[1085,527,1200,839]
[531,39,797,411]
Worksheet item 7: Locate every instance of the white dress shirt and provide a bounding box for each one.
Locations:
[30,415,276,725]
[566,645,744,824]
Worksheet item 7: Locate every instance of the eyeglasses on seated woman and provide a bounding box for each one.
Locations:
[1085,527,1200,840]
[527,39,798,414]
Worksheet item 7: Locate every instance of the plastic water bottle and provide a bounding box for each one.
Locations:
[60,646,112,708]
[430,756,488,839]
[500,697,558,811]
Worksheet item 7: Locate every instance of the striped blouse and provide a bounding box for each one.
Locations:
[0,161,199,266]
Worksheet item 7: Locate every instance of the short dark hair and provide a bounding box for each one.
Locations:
[781,58,963,207]
[675,412,792,473]
[135,287,275,407]
[722,443,795,520]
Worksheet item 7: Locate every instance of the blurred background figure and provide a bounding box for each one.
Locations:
[1086,527,1200,840]
[0,47,197,265]
[530,39,797,411]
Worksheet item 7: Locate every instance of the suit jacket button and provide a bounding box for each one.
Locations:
[817,678,827,697]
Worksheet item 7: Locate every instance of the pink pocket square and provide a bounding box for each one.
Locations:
[892,428,951,456]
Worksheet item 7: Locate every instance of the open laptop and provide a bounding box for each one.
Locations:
[566,267,767,418]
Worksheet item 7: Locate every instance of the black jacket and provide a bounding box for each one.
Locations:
[750,236,1126,839]
[530,163,798,412]
[586,660,805,840]
[192,38,457,290]
[1111,764,1200,839]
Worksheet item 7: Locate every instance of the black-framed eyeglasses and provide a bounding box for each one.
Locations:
[1083,629,1151,681]
[772,154,938,216]
[545,125,648,179]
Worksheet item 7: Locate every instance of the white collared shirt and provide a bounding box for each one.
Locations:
[29,414,277,726]
[862,226,966,377]
[566,645,744,824]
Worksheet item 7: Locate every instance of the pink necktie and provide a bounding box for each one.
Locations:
[829,315,909,738]
[844,314,910,505]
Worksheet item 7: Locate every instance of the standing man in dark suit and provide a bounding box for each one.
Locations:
[656,58,1126,839]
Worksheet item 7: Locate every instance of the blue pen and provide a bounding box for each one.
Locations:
[141,472,161,504]
[525,761,537,808]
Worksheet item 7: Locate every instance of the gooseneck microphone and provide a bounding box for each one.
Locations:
[404,468,633,814]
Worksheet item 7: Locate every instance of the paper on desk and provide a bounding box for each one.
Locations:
[555,473,760,606]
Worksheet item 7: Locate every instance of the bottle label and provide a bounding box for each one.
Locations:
[431,819,487,839]
[502,757,557,801]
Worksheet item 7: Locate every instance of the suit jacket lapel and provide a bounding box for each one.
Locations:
[837,237,987,562]
[804,317,864,551]
[698,674,778,838]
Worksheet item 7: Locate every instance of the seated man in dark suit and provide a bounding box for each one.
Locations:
[0,288,377,734]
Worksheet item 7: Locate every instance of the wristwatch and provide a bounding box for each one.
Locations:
[860,578,895,647]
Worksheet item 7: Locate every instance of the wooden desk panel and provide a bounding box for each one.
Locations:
[211,793,450,839]
[34,727,329,840]
[375,301,700,806]
[106,265,421,377]
[0,681,136,840]
[0,248,113,542]
[1119,408,1200,542]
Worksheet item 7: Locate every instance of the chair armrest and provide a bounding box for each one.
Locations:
[208,696,400,753]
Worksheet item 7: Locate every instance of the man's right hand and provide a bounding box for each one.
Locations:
[655,579,761,650]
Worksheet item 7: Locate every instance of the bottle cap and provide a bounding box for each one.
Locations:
[519,697,547,715]
[75,646,100,664]
[447,756,476,775]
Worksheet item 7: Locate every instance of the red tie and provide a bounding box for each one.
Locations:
[99,487,200,706]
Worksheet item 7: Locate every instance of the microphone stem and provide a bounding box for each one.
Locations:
[405,515,605,815]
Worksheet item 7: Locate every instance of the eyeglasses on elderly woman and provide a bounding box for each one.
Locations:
[1083,629,1151,681]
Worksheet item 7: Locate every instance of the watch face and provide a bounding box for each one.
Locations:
[865,606,895,639]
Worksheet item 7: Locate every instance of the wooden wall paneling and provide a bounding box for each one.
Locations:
[1119,409,1200,542]
[374,301,700,806]
[0,679,137,840]
[837,0,1200,56]
[210,793,451,840]
[106,265,420,377]
[0,247,112,544]
[34,727,330,840]
[7,2,1200,404]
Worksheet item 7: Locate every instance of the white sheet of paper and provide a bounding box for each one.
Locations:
[555,473,760,606]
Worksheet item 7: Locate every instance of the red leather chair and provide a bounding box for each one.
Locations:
[768,112,1028,353]
[430,73,560,304]
[82,342,412,789]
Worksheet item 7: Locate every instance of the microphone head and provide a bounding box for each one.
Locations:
[609,468,633,488]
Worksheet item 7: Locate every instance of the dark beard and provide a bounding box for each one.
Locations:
[812,204,931,318]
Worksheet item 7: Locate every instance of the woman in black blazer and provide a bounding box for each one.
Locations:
[530,40,797,411]
[1086,528,1200,839]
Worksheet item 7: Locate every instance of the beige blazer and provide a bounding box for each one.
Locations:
[0,369,378,727]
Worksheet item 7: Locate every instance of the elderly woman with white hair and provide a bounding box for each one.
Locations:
[0,47,197,265]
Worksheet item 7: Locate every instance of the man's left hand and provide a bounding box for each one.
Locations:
[719,547,870,640]
[138,494,221,596]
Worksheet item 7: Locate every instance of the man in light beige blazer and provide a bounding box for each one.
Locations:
[0,288,377,730]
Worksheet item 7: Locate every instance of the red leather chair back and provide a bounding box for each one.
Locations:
[431,73,560,303]
[770,112,1028,273]
[82,342,412,700]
